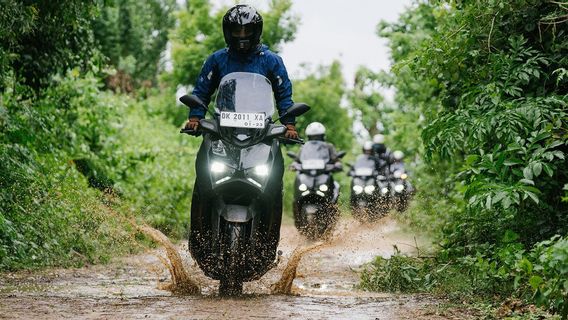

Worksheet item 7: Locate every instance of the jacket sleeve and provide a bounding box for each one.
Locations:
[270,55,295,124]
[190,54,219,119]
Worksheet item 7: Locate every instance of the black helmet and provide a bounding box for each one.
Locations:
[222,5,263,53]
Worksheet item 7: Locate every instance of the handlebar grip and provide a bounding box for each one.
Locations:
[280,137,304,145]
[180,128,201,136]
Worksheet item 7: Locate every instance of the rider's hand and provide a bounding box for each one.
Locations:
[334,162,343,172]
[184,117,201,130]
[284,124,299,139]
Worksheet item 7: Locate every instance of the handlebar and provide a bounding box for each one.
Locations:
[279,137,304,145]
[179,128,201,136]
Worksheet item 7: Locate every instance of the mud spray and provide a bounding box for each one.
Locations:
[135,224,200,295]
[271,241,325,295]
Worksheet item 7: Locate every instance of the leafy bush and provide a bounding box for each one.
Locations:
[1,65,203,269]
[0,72,136,270]
[360,246,440,293]
[360,235,568,318]
[364,0,568,317]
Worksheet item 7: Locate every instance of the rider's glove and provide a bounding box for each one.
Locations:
[184,116,201,130]
[284,124,299,139]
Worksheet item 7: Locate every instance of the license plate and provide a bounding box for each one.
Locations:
[355,168,373,176]
[302,159,326,170]
[220,112,265,128]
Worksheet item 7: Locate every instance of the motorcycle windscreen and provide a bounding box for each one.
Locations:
[298,141,331,169]
[216,72,275,118]
[353,155,376,176]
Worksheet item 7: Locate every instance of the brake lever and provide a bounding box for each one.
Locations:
[179,128,201,136]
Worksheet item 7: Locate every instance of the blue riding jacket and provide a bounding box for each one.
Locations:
[190,44,295,124]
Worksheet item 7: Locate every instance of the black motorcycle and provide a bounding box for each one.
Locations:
[179,72,309,295]
[287,143,344,239]
[348,155,389,222]
[389,167,414,212]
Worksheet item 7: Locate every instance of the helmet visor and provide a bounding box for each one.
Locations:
[231,25,254,38]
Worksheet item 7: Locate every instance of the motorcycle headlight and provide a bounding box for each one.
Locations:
[211,161,226,174]
[353,185,363,194]
[364,185,375,194]
[254,164,269,176]
[381,187,389,194]
[394,184,405,193]
[401,173,408,180]
[212,140,227,157]
[319,184,329,192]
[299,184,308,192]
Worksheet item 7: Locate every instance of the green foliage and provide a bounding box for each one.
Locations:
[0,0,100,90]
[349,67,385,136]
[363,0,568,317]
[106,93,200,236]
[169,0,299,87]
[0,71,136,270]
[360,247,441,293]
[361,235,568,317]
[410,1,568,249]
[92,0,176,84]
[292,61,352,151]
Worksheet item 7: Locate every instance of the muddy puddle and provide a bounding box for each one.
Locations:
[0,216,475,319]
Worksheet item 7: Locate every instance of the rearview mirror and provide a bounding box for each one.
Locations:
[179,94,207,110]
[286,103,310,117]
[274,103,310,123]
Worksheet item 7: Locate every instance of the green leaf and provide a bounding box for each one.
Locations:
[531,132,550,144]
[520,179,535,185]
[503,196,512,209]
[465,154,479,165]
[542,163,554,177]
[523,167,533,180]
[504,159,523,166]
[525,191,539,204]
[502,230,520,243]
[532,162,542,177]
[493,191,507,204]
[529,275,543,290]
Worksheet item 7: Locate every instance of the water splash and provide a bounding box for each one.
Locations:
[271,241,325,295]
[136,224,200,295]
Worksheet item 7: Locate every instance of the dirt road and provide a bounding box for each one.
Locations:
[0,217,472,319]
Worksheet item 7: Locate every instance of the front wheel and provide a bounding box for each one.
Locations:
[219,221,246,296]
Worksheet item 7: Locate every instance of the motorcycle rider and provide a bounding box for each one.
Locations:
[183,4,299,139]
[371,134,390,175]
[389,150,406,172]
[389,150,415,208]
[363,141,373,156]
[349,141,374,174]
[295,122,342,170]
[371,134,391,161]
[291,122,342,237]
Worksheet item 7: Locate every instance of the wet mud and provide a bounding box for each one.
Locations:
[0,216,475,319]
